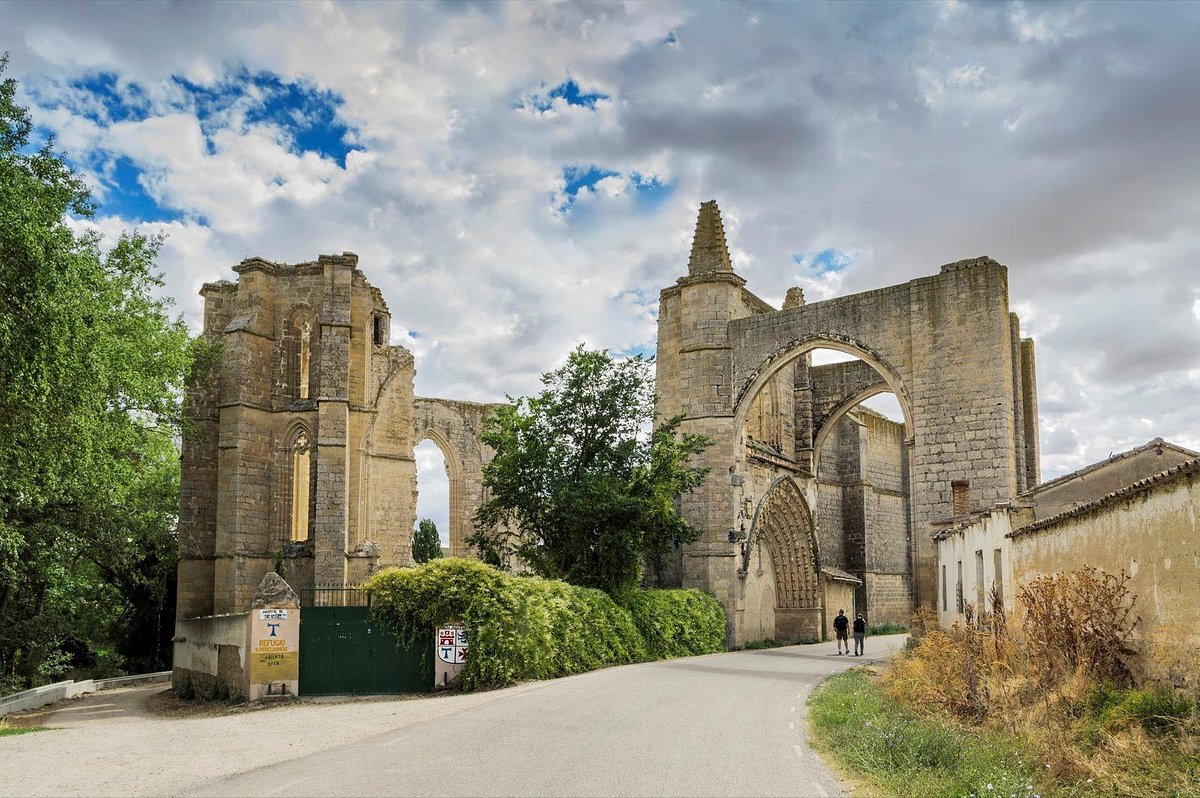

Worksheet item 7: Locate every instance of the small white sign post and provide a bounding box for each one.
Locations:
[435,625,468,688]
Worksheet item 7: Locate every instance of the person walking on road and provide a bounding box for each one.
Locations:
[833,609,849,655]
[852,612,866,656]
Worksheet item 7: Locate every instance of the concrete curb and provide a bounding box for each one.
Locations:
[1,671,171,717]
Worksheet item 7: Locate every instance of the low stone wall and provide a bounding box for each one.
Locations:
[172,613,248,700]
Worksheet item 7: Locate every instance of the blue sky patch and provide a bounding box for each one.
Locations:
[557,165,619,211]
[172,71,359,167]
[98,156,183,223]
[62,73,153,124]
[794,248,856,274]
[630,173,674,213]
[522,79,610,112]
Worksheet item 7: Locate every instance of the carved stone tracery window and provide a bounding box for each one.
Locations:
[291,432,311,541]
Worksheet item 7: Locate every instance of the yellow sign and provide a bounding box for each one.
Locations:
[250,651,298,682]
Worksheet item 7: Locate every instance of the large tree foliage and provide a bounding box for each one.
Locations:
[469,346,710,594]
[0,58,198,690]
[411,518,444,564]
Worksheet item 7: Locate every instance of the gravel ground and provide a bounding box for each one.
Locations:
[0,682,535,797]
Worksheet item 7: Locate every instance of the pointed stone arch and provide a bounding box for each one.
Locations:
[744,477,823,641]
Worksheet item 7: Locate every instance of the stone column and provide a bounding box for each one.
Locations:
[314,257,354,585]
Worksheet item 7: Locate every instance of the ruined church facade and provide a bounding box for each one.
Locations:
[177,253,499,618]
[654,201,1040,644]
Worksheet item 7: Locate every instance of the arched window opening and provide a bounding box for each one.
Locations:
[291,432,311,541]
[298,320,312,399]
[285,311,315,401]
[414,439,450,555]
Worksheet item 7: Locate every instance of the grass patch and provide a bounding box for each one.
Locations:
[0,720,45,736]
[809,668,1043,798]
[868,621,908,636]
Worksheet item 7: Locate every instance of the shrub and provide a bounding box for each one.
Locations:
[368,559,726,690]
[1018,566,1139,687]
[620,589,726,660]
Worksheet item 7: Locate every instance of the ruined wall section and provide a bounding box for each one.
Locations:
[810,360,888,444]
[180,253,402,615]
[178,281,235,619]
[412,397,505,558]
[859,410,911,624]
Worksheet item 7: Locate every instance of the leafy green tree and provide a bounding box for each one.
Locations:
[0,57,200,689]
[469,346,711,594]
[411,518,444,564]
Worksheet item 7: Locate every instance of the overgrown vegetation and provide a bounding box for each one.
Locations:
[868,621,907,636]
[410,518,443,564]
[468,346,711,594]
[810,668,1040,798]
[814,567,1200,797]
[368,558,726,690]
[0,58,201,692]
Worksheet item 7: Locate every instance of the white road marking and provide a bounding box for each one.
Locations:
[811,781,830,797]
[788,721,795,730]
[789,705,796,713]
[792,744,804,757]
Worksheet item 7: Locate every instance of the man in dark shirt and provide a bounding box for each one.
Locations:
[853,613,867,656]
[833,609,849,655]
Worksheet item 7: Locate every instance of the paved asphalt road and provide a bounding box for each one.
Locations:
[190,634,907,798]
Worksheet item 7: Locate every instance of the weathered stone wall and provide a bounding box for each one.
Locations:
[172,613,248,700]
[412,398,505,557]
[657,202,1035,644]
[726,257,1025,611]
[1010,460,1200,686]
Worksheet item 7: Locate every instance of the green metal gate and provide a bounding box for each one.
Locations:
[298,604,432,696]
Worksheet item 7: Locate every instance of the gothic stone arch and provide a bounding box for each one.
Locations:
[412,398,504,557]
[655,201,1040,644]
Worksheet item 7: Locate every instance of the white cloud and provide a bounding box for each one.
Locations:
[5,0,1199,480]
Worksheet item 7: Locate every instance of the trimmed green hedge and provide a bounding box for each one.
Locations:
[622,587,727,660]
[367,558,726,690]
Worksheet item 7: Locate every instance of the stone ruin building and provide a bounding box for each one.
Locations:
[176,202,1040,649]
[652,201,1039,645]
[176,253,501,618]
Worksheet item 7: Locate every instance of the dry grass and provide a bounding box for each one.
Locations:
[881,567,1200,797]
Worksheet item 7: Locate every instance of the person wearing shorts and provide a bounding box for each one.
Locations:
[833,609,849,655]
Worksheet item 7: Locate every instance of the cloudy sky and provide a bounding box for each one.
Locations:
[6,1,1200,533]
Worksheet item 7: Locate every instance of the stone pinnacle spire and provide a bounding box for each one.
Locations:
[687,200,733,275]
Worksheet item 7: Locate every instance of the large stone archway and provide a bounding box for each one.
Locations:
[655,201,1040,643]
